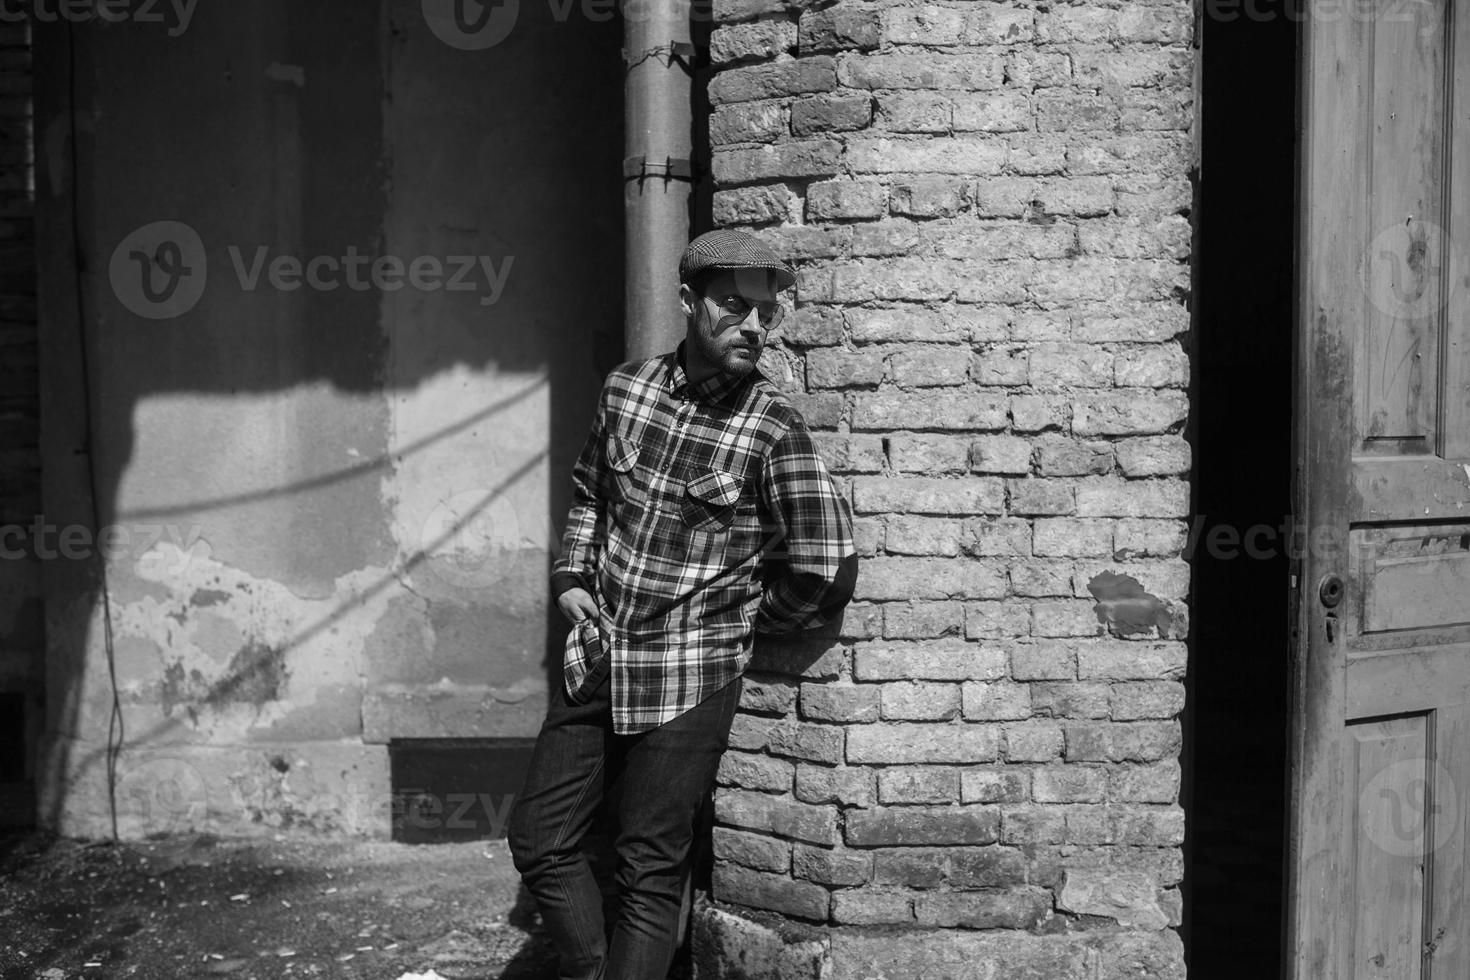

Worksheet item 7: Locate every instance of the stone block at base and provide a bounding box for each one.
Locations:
[692,902,1186,980]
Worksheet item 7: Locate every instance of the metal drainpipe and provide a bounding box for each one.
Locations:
[623,0,696,360]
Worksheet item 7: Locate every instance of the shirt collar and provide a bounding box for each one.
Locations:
[668,341,749,405]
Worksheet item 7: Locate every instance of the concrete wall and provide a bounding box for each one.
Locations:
[695,1,1195,976]
[0,19,42,797]
[31,2,622,838]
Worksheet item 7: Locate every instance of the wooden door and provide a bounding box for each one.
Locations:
[1291,1,1470,977]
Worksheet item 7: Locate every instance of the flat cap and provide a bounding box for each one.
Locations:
[679,229,796,290]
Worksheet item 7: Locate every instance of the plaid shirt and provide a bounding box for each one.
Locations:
[552,344,858,733]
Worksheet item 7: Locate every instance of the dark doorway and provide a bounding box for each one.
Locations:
[1184,2,1297,977]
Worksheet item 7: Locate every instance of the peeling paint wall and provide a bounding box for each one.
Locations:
[32,2,622,838]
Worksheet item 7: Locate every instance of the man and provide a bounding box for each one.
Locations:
[508,229,858,980]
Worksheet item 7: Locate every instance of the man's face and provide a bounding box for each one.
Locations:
[680,269,781,380]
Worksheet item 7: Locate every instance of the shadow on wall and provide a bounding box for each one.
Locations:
[30,0,628,835]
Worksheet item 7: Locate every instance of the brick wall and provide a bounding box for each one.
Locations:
[701,1,1194,975]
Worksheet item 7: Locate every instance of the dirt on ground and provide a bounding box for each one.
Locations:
[0,830,561,980]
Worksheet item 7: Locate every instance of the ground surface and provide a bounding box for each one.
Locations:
[0,831,561,980]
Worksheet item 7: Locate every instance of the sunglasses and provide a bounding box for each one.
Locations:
[706,292,785,331]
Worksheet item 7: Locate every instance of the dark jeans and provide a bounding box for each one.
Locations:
[508,670,742,980]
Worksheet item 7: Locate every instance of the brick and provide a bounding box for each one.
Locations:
[847,305,964,343]
[1006,50,1072,87]
[964,600,1031,639]
[713,826,793,872]
[799,4,882,52]
[878,92,952,133]
[830,890,915,924]
[1073,48,1192,89]
[888,435,970,473]
[718,751,797,793]
[889,177,971,218]
[882,5,966,45]
[873,848,945,888]
[791,92,874,135]
[1065,804,1114,845]
[1032,765,1108,804]
[1115,174,1194,217]
[713,863,830,920]
[1075,306,1188,344]
[853,557,1007,600]
[878,766,961,804]
[853,392,1008,431]
[800,682,881,723]
[1002,721,1064,762]
[709,20,798,64]
[1008,478,1075,517]
[842,601,886,637]
[715,788,841,845]
[806,179,885,220]
[764,224,851,260]
[1032,599,1103,638]
[1032,518,1113,558]
[1027,345,1114,388]
[889,346,970,387]
[827,258,953,302]
[851,220,922,256]
[999,805,1066,845]
[952,91,1033,133]
[847,136,1006,175]
[960,767,1030,804]
[713,185,790,225]
[854,642,1007,681]
[711,100,789,146]
[1057,869,1169,930]
[1067,135,1193,179]
[846,805,1001,846]
[806,347,885,388]
[1111,681,1186,721]
[748,635,845,679]
[1072,390,1188,437]
[880,681,962,721]
[949,846,1028,887]
[1116,436,1191,477]
[914,887,1050,929]
[884,516,960,557]
[961,680,1032,721]
[1080,215,1192,260]
[969,347,1029,386]
[1111,805,1186,846]
[973,176,1113,219]
[1064,722,1181,763]
[1113,519,1188,559]
[1076,641,1186,681]
[740,675,800,714]
[712,0,790,23]
[1035,437,1112,477]
[1030,681,1111,719]
[1009,560,1073,597]
[953,259,1034,303]
[778,305,844,346]
[795,764,875,807]
[787,391,844,428]
[1009,393,1070,432]
[839,53,1004,91]
[962,517,1032,557]
[810,433,885,473]
[1010,642,1077,681]
[1074,477,1189,518]
[729,712,773,751]
[766,720,846,763]
[709,56,838,104]
[853,478,1004,516]
[1037,92,1120,132]
[1110,761,1181,804]
[846,722,999,765]
[713,139,842,185]
[793,843,873,886]
[883,600,965,638]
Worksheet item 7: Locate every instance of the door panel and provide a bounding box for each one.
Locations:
[1291,0,1470,977]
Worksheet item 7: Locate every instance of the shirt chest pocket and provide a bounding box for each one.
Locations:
[606,434,640,503]
[681,469,747,532]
